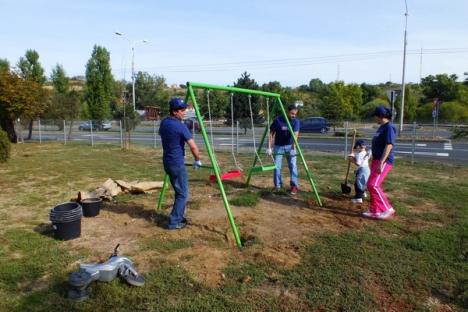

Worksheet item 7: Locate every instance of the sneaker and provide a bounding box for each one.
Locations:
[376,208,396,220]
[290,186,298,195]
[351,198,363,204]
[362,210,379,219]
[167,218,188,230]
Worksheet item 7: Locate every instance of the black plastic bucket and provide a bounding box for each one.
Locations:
[81,198,102,217]
[49,202,82,240]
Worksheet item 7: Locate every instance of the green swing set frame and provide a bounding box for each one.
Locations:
[156,82,322,248]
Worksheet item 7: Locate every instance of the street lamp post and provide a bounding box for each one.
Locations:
[399,0,408,135]
[115,32,148,111]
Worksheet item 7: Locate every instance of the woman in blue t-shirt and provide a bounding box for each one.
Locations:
[364,106,396,220]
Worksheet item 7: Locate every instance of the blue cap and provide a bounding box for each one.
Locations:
[354,139,365,148]
[169,97,188,110]
[374,105,390,117]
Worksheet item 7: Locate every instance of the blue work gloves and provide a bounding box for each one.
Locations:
[289,149,296,157]
[266,148,273,156]
[193,160,202,169]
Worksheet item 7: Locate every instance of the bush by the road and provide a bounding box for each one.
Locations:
[0,129,11,162]
[450,126,468,139]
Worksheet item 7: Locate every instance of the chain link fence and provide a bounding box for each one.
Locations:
[16,118,465,164]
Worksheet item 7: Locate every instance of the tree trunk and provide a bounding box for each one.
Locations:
[0,117,17,143]
[27,119,33,140]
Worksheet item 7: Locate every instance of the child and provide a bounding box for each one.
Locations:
[348,139,371,204]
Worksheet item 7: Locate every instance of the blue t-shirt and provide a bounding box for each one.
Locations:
[270,116,300,146]
[159,116,192,167]
[371,122,396,164]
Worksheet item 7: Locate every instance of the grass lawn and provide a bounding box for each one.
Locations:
[0,142,466,311]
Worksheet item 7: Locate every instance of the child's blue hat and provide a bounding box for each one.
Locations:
[354,139,365,148]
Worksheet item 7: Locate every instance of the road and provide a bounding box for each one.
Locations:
[30,127,468,165]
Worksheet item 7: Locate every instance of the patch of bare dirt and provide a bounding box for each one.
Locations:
[27,175,401,288]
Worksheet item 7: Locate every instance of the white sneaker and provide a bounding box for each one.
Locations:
[362,210,378,219]
[351,198,363,204]
[376,208,396,220]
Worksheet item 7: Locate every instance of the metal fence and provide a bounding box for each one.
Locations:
[14,119,465,164]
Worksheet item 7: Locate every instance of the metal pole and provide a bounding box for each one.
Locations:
[131,46,136,111]
[119,120,123,148]
[153,119,157,148]
[38,119,42,144]
[90,120,94,146]
[276,97,322,207]
[399,0,408,136]
[411,121,416,164]
[236,120,239,154]
[188,83,242,248]
[344,121,349,159]
[63,120,67,145]
[156,174,170,210]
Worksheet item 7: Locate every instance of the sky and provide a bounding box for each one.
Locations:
[1,0,468,87]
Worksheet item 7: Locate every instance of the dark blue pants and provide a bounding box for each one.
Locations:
[164,164,188,228]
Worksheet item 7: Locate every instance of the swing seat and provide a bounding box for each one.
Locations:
[209,170,241,182]
[250,164,277,173]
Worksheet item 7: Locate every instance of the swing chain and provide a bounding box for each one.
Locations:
[230,93,242,171]
[266,97,275,162]
[248,94,263,167]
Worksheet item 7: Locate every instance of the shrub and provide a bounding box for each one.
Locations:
[450,126,468,139]
[0,129,11,163]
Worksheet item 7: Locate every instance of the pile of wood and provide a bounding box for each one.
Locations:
[77,178,164,201]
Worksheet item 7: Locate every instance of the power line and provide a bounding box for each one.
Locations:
[109,47,468,74]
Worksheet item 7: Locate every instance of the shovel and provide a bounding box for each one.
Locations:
[341,129,357,194]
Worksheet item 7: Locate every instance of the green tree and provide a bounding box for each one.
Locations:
[17,49,46,139]
[198,89,228,120]
[227,72,260,124]
[51,64,69,94]
[439,102,468,122]
[420,74,459,102]
[395,85,417,121]
[344,84,363,119]
[0,71,47,142]
[133,71,170,115]
[318,82,352,122]
[0,59,9,72]
[360,83,381,104]
[17,50,46,84]
[262,81,282,94]
[309,78,324,93]
[85,45,114,121]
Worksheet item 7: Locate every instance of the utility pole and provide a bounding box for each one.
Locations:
[115,32,148,111]
[419,46,423,81]
[399,0,408,135]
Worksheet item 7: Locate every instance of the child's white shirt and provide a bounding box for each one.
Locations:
[354,150,370,168]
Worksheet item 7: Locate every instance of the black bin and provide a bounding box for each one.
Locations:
[81,198,102,217]
[49,202,82,240]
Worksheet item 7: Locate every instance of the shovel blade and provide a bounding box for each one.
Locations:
[341,183,352,194]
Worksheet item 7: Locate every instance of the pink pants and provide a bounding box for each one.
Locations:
[367,160,393,214]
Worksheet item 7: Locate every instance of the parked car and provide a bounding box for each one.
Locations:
[300,117,330,133]
[183,118,200,133]
[78,121,112,131]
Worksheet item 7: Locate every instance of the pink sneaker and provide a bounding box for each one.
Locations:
[290,186,298,195]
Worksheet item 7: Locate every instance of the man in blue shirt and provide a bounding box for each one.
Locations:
[267,104,300,195]
[159,98,201,229]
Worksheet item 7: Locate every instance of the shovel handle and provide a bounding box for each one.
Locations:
[344,129,357,183]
